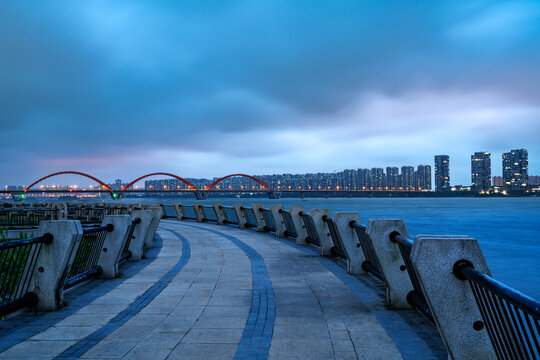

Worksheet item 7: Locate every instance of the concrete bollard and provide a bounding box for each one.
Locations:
[192,202,205,222]
[31,220,83,311]
[411,236,495,360]
[334,212,367,274]
[143,206,163,249]
[173,202,184,221]
[366,219,413,309]
[128,210,152,261]
[154,202,166,219]
[270,205,287,237]
[213,203,226,225]
[251,204,267,232]
[97,215,131,279]
[57,203,68,219]
[289,206,308,245]
[309,209,334,256]
[233,203,248,228]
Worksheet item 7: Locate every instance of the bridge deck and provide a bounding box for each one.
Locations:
[0,220,445,360]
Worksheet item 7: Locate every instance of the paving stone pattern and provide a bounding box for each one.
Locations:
[0,220,446,359]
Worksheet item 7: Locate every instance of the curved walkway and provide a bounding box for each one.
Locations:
[0,220,446,360]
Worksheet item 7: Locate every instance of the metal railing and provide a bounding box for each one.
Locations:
[454,260,540,359]
[0,233,53,317]
[0,208,57,228]
[162,204,177,219]
[201,206,218,222]
[63,224,114,290]
[260,208,276,232]
[389,232,434,322]
[242,207,257,228]
[349,221,384,281]
[119,218,140,264]
[300,212,320,246]
[222,206,239,225]
[322,215,346,258]
[181,206,198,221]
[279,210,297,238]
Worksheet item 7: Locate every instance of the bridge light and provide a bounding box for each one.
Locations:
[20,193,26,199]
[112,192,118,198]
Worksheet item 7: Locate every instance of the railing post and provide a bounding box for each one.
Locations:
[57,203,68,219]
[410,236,495,360]
[366,219,413,309]
[143,206,163,249]
[192,202,205,222]
[31,220,83,311]
[173,202,184,221]
[333,212,366,274]
[97,215,131,279]
[233,204,248,228]
[270,205,286,237]
[310,209,334,256]
[289,206,308,245]
[213,203,226,225]
[128,210,152,261]
[154,202,166,219]
[251,203,267,232]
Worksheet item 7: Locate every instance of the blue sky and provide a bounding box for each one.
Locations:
[1,0,540,186]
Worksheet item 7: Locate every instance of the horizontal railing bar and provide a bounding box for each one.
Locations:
[64,267,103,290]
[407,290,435,323]
[0,292,39,318]
[306,236,320,247]
[349,220,366,231]
[390,232,414,248]
[82,224,114,235]
[455,262,540,318]
[0,233,53,250]
[362,261,384,281]
[331,247,346,258]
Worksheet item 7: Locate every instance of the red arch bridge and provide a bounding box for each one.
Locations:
[10,171,281,200]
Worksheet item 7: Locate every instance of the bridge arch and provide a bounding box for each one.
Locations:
[24,171,113,192]
[205,174,273,191]
[122,173,199,191]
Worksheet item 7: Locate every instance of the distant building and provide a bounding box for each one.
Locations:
[503,149,528,190]
[343,169,357,190]
[370,168,385,190]
[529,176,540,186]
[357,169,370,190]
[386,167,399,190]
[471,152,491,191]
[435,155,450,192]
[400,166,415,190]
[492,176,504,187]
[415,165,432,190]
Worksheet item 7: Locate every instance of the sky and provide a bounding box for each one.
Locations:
[1,0,540,187]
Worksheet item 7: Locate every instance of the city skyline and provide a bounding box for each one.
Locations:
[1,2,540,185]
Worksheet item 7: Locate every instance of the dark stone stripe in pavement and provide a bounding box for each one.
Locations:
[260,232,447,360]
[53,228,190,360]
[0,234,164,354]
[179,223,275,360]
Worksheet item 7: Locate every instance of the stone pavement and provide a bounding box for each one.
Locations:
[0,220,446,360]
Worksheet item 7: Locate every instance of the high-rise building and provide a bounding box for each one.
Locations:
[370,168,385,190]
[343,169,357,190]
[357,169,370,190]
[415,165,432,190]
[471,152,491,192]
[503,149,528,190]
[435,155,450,192]
[492,176,504,187]
[386,167,399,190]
[400,166,415,190]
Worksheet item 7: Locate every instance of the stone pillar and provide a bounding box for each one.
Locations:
[97,215,131,279]
[143,206,163,249]
[411,236,495,360]
[333,212,366,274]
[366,219,413,309]
[270,205,286,237]
[233,203,247,228]
[57,203,68,219]
[173,202,184,221]
[309,209,334,256]
[289,206,308,245]
[128,210,152,261]
[213,203,226,225]
[154,202,166,218]
[251,203,267,232]
[192,202,205,222]
[31,220,83,311]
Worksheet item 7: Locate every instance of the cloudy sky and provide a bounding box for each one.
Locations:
[1,0,540,186]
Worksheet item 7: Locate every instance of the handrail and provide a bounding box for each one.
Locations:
[349,220,384,281]
[82,223,114,235]
[322,215,346,258]
[0,233,53,250]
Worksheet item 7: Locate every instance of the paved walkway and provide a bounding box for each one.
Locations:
[0,220,446,360]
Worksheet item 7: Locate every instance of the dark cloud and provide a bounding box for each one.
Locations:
[1,0,540,184]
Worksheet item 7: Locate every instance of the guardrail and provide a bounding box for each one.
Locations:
[171,201,540,360]
[0,234,53,317]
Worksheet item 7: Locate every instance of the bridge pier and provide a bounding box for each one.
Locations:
[267,191,281,199]
[194,191,208,200]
